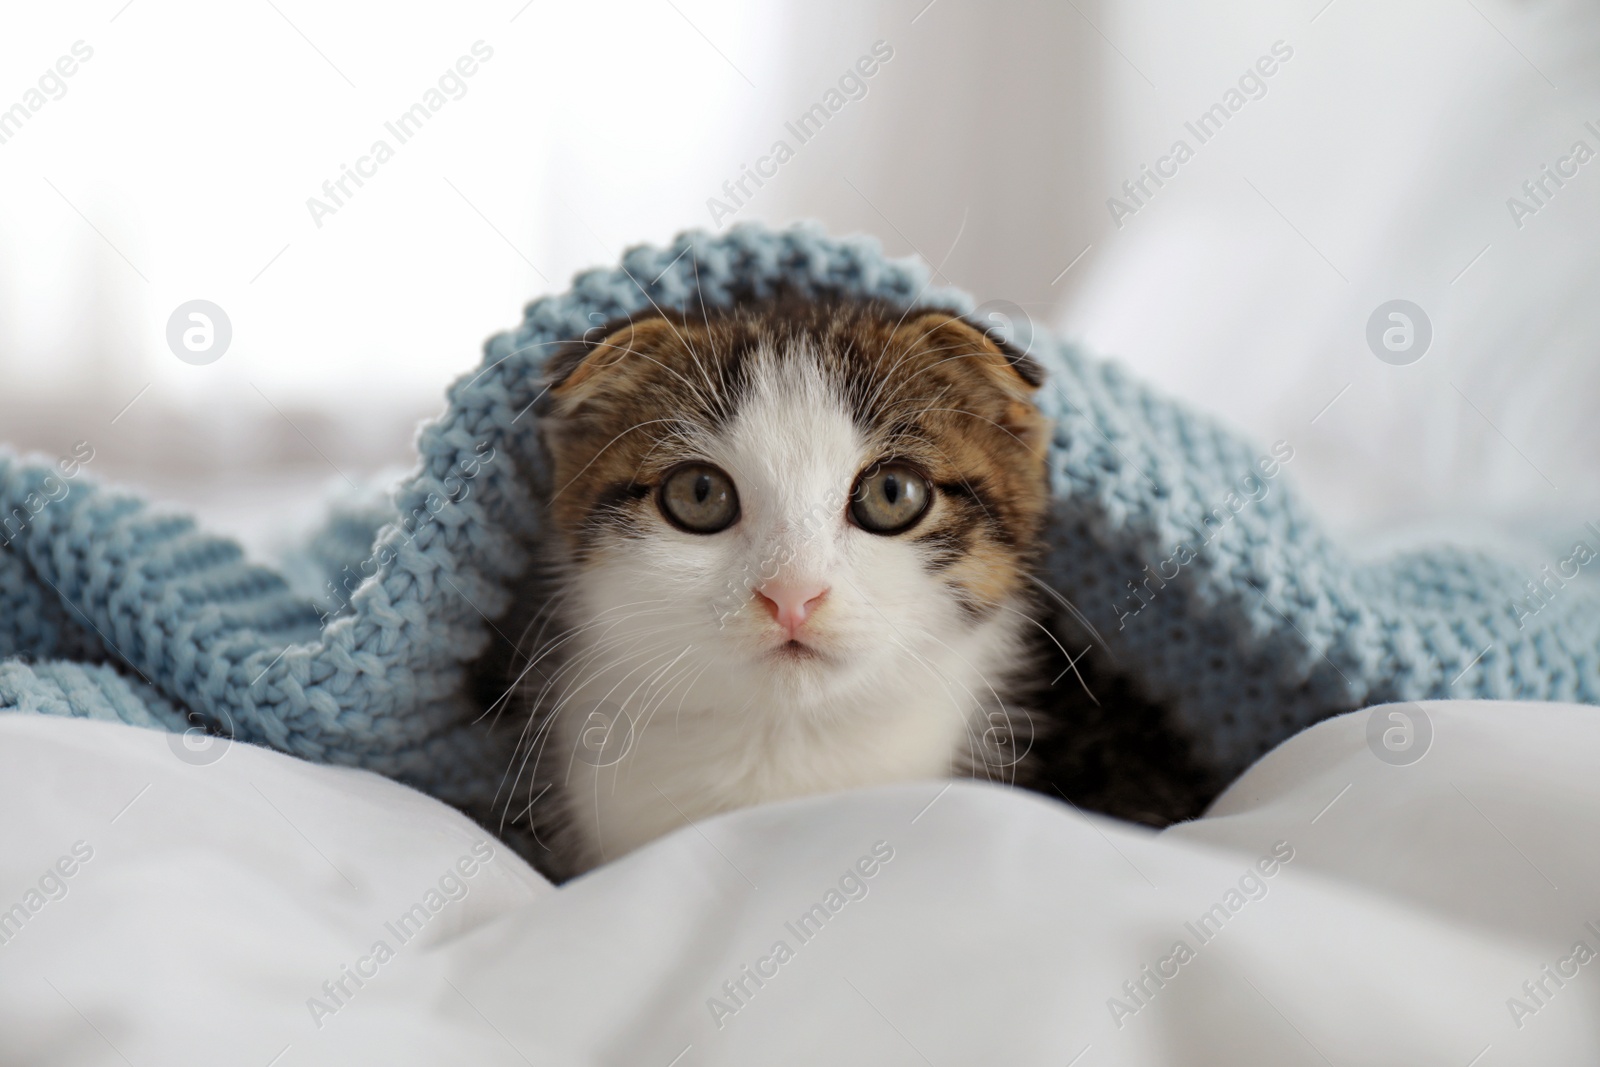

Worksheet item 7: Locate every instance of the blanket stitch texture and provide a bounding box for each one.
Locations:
[0,222,1595,811]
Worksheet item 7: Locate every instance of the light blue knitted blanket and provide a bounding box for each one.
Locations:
[1,223,1595,808]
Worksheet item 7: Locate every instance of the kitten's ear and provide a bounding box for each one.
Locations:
[539,314,685,414]
[895,311,1045,391]
[895,310,1050,458]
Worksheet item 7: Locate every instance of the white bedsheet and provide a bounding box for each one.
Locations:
[1,701,1596,1065]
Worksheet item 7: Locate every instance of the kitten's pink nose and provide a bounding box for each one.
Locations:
[755,582,829,635]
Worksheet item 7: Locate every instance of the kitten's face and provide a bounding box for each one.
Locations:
[537,302,1050,715]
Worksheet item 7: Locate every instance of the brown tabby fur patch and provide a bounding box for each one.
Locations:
[536,299,1052,618]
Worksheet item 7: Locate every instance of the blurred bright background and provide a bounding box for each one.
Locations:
[1,0,1596,568]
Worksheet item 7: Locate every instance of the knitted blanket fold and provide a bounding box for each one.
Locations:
[1,222,1595,810]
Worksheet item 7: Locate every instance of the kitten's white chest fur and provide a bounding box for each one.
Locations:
[530,324,1040,876]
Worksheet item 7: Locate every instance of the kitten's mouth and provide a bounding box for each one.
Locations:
[769,638,825,662]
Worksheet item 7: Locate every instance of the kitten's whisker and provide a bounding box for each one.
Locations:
[688,257,725,395]
[480,603,678,724]
[491,612,682,790]
[602,644,698,762]
[667,656,718,741]
[548,418,692,504]
[602,272,724,405]
[860,329,970,414]
[898,622,1035,782]
[522,624,691,746]
[552,642,695,771]
[498,630,690,816]
[518,622,684,731]
[994,602,1100,706]
[892,404,1034,449]
[862,213,970,401]
[622,653,711,769]
[829,576,1008,773]
[581,331,719,410]
[498,782,552,843]
[1026,574,1111,659]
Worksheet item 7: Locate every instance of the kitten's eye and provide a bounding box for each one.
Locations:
[658,463,740,534]
[850,463,931,534]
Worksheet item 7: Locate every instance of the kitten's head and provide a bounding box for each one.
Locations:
[534,299,1051,713]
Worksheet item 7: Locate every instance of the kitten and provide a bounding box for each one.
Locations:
[500,298,1055,879]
